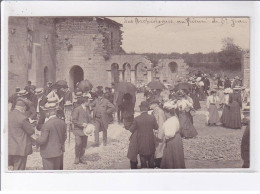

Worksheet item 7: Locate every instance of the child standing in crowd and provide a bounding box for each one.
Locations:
[206,90,220,126]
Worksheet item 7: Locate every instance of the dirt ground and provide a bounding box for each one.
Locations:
[23,93,245,170]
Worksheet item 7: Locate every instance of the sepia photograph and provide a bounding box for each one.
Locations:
[6,15,251,171]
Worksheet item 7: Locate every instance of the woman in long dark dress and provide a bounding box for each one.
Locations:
[190,84,201,110]
[160,101,185,169]
[226,87,242,129]
[177,90,198,139]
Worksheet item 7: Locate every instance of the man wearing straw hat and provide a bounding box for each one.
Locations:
[35,98,67,170]
[8,99,35,170]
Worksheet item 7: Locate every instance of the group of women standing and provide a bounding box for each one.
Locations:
[206,86,243,129]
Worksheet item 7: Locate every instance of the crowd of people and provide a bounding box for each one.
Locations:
[8,71,250,170]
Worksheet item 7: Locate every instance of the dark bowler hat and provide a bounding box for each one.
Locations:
[150,99,160,105]
[139,101,150,111]
[96,90,104,97]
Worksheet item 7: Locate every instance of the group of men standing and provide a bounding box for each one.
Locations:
[8,81,116,170]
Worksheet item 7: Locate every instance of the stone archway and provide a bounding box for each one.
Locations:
[135,62,148,86]
[123,63,131,82]
[69,65,84,91]
[43,66,49,87]
[111,63,119,84]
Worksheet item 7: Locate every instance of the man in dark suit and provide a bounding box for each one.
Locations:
[203,75,210,96]
[35,88,48,131]
[91,90,116,147]
[35,102,67,170]
[72,96,92,164]
[129,101,158,168]
[224,76,232,88]
[8,100,35,170]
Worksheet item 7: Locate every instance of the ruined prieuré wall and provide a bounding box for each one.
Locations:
[242,51,250,87]
[55,17,123,88]
[8,17,56,95]
[155,58,189,84]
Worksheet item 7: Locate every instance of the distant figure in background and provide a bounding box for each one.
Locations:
[224,77,232,89]
[203,74,210,96]
[8,100,35,170]
[129,101,158,168]
[206,90,220,126]
[232,76,242,89]
[217,77,223,89]
[190,84,201,110]
[35,102,67,170]
[121,93,135,130]
[150,99,166,168]
[104,87,114,104]
[226,86,242,129]
[160,101,186,169]
[44,81,53,96]
[24,81,32,93]
[8,87,20,111]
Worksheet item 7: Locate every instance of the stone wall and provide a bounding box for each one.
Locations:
[242,51,250,87]
[155,58,189,84]
[55,17,123,89]
[8,17,56,95]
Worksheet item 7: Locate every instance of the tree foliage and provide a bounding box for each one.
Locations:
[218,37,242,70]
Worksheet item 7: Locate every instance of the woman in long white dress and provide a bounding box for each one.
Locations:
[206,90,220,126]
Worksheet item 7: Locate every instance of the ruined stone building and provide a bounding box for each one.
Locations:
[241,51,250,87]
[8,17,188,94]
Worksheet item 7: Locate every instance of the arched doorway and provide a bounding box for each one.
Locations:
[168,61,178,83]
[123,63,131,82]
[135,62,148,86]
[43,66,49,87]
[69,65,84,91]
[111,63,119,84]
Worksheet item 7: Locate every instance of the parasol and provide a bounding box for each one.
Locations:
[175,82,192,92]
[78,79,93,92]
[147,80,165,90]
[114,82,137,106]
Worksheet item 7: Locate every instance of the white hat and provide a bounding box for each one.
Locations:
[196,77,201,82]
[83,124,95,136]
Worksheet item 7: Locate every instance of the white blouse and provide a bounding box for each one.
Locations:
[162,116,180,139]
[206,95,219,109]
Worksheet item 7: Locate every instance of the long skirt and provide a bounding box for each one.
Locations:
[160,133,186,169]
[190,93,201,110]
[179,112,198,138]
[220,105,230,126]
[208,104,219,124]
[226,101,242,129]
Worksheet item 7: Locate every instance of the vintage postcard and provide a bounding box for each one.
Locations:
[6,16,250,171]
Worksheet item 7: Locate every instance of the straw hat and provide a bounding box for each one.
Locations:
[196,77,201,82]
[35,88,44,95]
[17,90,28,97]
[83,124,95,136]
[41,102,58,111]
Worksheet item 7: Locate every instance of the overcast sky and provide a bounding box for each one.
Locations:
[109,17,250,54]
